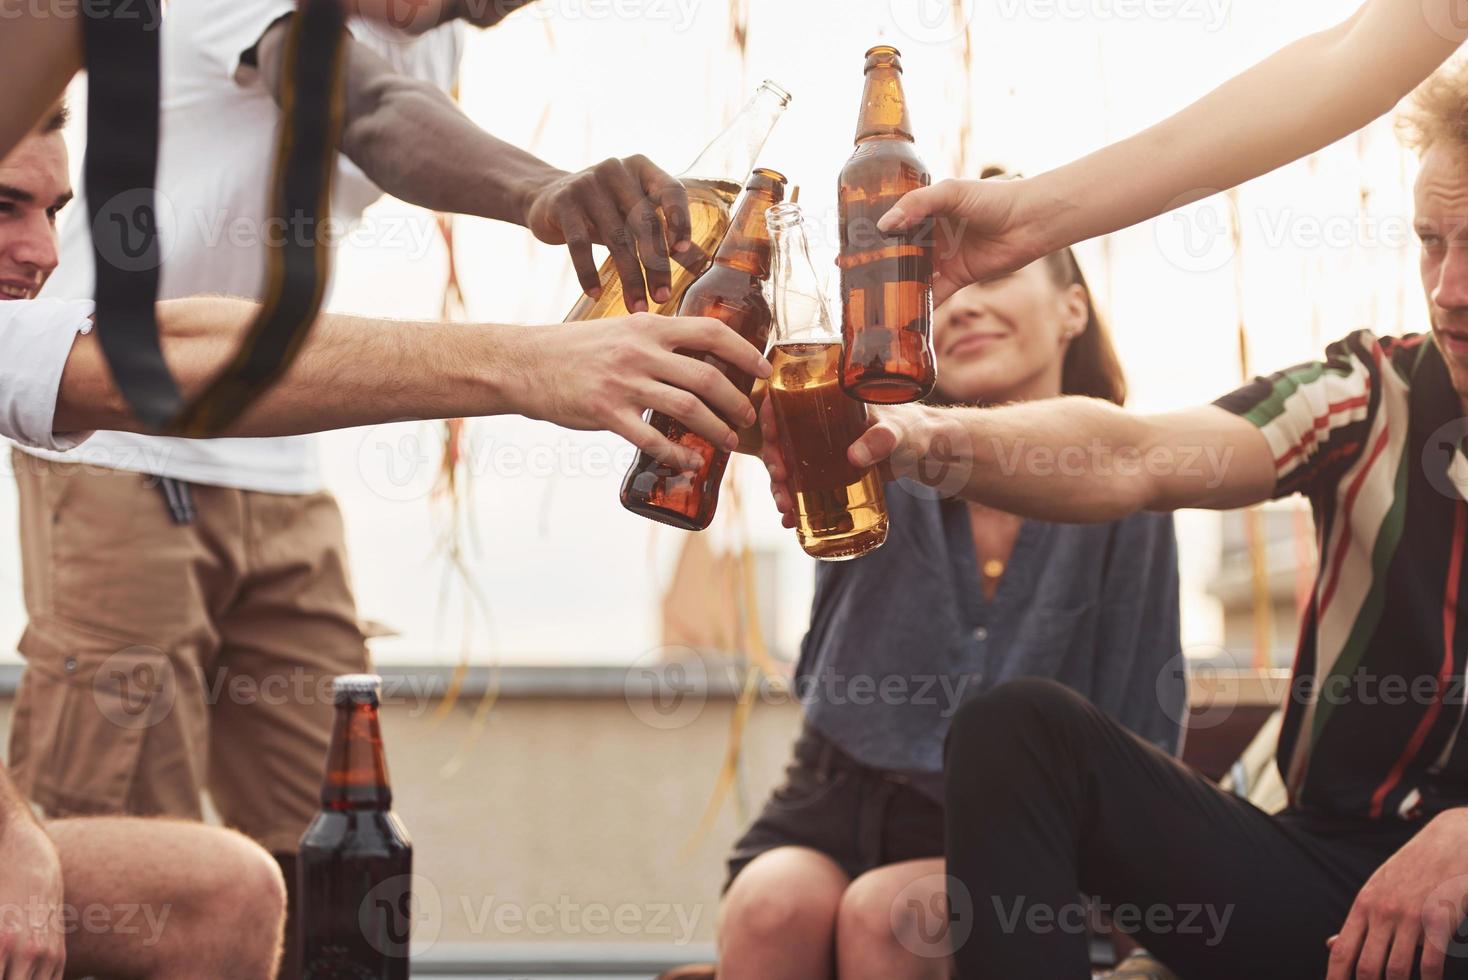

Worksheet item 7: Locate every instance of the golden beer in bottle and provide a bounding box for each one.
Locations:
[837,45,936,403]
[564,82,791,322]
[765,203,888,561]
[620,168,788,530]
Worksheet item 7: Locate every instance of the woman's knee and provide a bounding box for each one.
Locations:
[720,847,846,949]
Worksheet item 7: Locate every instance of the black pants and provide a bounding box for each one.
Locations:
[943,678,1464,980]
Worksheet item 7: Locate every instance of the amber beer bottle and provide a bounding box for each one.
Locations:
[765,203,888,561]
[299,675,413,980]
[564,82,791,322]
[837,45,936,403]
[619,168,788,530]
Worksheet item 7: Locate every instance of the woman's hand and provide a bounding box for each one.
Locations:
[877,177,1054,305]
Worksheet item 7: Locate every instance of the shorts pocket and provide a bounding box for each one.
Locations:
[10,623,173,816]
[767,755,850,812]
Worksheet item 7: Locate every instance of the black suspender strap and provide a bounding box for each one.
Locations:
[82,0,178,432]
[170,0,350,436]
[81,0,350,438]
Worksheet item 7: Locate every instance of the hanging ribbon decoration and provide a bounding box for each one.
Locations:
[83,0,350,436]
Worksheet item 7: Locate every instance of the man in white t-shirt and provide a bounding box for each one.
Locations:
[7,1,726,972]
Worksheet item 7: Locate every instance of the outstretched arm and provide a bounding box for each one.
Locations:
[254,20,693,312]
[760,397,1278,525]
[881,0,1466,300]
[55,298,768,468]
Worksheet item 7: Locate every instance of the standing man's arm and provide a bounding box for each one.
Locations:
[254,21,694,314]
[0,13,82,163]
[53,299,768,467]
[0,765,66,979]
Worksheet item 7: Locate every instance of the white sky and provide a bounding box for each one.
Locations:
[0,0,1431,666]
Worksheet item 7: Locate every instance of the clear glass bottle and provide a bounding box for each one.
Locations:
[564,81,791,322]
[765,203,889,561]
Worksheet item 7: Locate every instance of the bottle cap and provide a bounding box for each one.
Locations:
[332,674,382,697]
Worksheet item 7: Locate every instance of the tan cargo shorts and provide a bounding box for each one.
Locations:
[7,449,370,854]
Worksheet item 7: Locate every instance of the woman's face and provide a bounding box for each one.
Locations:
[931,259,1088,405]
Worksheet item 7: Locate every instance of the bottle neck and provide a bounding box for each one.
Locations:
[320,698,393,811]
[682,83,790,183]
[854,68,914,144]
[713,185,783,278]
[768,214,837,346]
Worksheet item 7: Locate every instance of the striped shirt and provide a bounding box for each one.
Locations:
[1216,330,1468,821]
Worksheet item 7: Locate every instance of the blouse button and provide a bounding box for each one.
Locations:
[973,627,989,643]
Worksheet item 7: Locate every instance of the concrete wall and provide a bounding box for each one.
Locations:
[0,665,804,954]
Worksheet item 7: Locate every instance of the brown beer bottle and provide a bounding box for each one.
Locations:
[837,45,936,404]
[619,168,788,530]
[765,203,889,561]
[564,82,791,322]
[299,675,412,980]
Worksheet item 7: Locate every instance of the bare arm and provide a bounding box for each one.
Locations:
[760,397,1279,526]
[0,11,82,162]
[54,297,769,467]
[254,21,694,310]
[882,0,1467,294]
[1025,0,1461,250]
[0,763,66,977]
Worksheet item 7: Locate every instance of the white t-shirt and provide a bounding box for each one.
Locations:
[28,0,463,494]
[0,299,96,452]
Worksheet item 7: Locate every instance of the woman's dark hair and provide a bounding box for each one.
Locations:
[976,164,1127,406]
[1040,247,1127,406]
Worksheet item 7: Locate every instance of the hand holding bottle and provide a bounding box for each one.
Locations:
[525,156,695,314]
[876,175,1052,306]
[519,313,771,472]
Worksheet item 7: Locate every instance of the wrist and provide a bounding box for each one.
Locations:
[1,815,57,868]
[1014,171,1081,259]
[510,166,569,232]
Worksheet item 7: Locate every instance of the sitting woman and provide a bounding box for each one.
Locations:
[717,219,1185,980]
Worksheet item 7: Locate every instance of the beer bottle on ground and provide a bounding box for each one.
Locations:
[765,202,889,561]
[299,674,413,980]
[837,45,937,404]
[619,168,788,531]
[564,82,791,322]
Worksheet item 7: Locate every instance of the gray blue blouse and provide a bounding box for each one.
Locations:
[795,479,1185,802]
